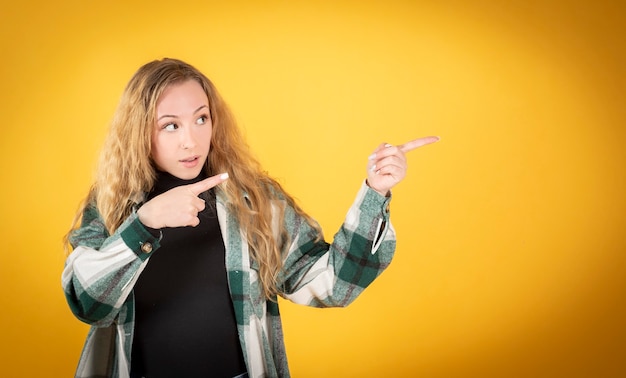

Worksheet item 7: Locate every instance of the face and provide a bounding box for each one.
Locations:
[151,80,212,180]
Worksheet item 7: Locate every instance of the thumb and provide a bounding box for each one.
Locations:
[187,172,229,196]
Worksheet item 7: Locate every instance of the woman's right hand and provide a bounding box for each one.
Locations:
[137,173,229,228]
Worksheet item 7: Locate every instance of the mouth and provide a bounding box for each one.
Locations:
[180,155,200,163]
[179,155,203,168]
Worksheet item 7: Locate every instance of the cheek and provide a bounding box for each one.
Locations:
[149,148,163,169]
[150,136,169,165]
[202,126,213,148]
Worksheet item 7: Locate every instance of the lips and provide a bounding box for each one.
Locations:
[180,155,199,163]
[180,155,201,168]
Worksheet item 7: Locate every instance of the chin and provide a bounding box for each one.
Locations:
[182,172,202,180]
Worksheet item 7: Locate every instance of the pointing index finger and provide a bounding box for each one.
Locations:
[399,136,440,153]
[188,173,229,196]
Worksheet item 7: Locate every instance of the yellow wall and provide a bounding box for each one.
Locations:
[1,0,624,376]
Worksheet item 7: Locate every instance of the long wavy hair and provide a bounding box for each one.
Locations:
[65,58,321,299]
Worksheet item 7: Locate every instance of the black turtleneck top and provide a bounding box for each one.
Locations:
[130,171,246,378]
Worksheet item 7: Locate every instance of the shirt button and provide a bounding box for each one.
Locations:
[140,242,153,254]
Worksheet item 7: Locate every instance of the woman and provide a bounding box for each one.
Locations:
[62,58,438,377]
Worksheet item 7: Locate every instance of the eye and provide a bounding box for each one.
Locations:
[196,115,209,125]
[162,122,178,131]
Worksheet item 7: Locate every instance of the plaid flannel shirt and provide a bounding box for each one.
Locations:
[62,181,396,378]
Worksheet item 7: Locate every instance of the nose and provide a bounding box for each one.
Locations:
[180,126,197,150]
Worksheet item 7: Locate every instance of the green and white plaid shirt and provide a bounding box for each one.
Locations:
[62,181,396,378]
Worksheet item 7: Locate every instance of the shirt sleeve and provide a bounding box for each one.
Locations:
[61,204,161,326]
[278,181,396,307]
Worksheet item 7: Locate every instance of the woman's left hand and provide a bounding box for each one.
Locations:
[366,136,440,196]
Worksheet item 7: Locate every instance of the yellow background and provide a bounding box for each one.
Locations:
[1,0,624,376]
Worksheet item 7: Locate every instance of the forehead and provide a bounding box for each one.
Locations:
[156,80,209,114]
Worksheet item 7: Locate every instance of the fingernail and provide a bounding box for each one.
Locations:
[368,153,376,160]
[385,143,393,148]
[369,164,376,172]
[220,173,229,180]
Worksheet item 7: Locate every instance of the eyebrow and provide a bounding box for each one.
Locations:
[157,105,210,121]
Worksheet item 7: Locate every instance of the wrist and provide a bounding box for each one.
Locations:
[365,179,390,197]
[137,206,159,229]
